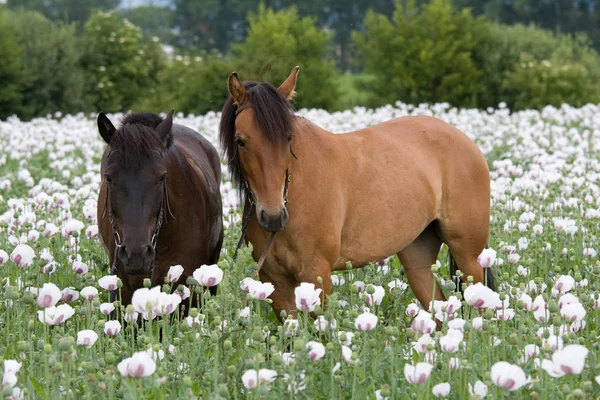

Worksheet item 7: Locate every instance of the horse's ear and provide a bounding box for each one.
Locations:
[227,72,249,106]
[278,66,300,101]
[156,109,174,146]
[97,112,116,144]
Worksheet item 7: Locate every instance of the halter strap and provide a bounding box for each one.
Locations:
[235,103,252,117]
[232,168,290,265]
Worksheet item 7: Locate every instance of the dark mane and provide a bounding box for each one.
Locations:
[109,112,172,166]
[219,81,296,202]
[121,112,163,127]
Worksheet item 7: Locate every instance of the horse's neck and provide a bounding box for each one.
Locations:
[293,117,336,153]
[160,150,187,235]
[291,117,340,184]
[161,147,213,233]
[294,117,334,148]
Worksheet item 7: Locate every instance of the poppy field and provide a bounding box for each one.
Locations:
[0,102,599,399]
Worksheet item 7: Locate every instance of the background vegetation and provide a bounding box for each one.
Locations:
[1,0,599,120]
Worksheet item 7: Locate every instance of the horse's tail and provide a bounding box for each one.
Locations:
[448,252,460,292]
[448,245,495,292]
[485,251,496,291]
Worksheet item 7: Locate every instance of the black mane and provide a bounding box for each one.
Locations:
[121,112,163,128]
[219,81,296,202]
[109,112,173,166]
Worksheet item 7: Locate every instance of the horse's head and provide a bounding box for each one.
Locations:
[219,67,299,232]
[98,110,174,276]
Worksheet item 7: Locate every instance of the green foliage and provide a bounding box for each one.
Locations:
[334,73,375,111]
[7,0,119,23]
[135,51,234,116]
[455,0,600,54]
[503,56,598,110]
[479,23,600,109]
[119,6,176,45]
[2,0,600,119]
[173,0,255,52]
[353,0,490,109]
[81,11,166,113]
[232,4,340,111]
[0,12,26,119]
[353,0,600,110]
[7,10,87,120]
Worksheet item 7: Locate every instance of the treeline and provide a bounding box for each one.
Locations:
[1,1,600,120]
[7,0,600,67]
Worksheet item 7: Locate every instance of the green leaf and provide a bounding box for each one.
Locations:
[412,348,420,365]
[29,376,46,398]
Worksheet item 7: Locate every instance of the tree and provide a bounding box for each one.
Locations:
[173,0,257,52]
[120,5,176,45]
[81,11,166,113]
[232,4,340,110]
[353,0,490,108]
[0,11,27,119]
[8,10,87,119]
[453,0,600,53]
[7,0,119,24]
[134,50,234,116]
[171,0,398,68]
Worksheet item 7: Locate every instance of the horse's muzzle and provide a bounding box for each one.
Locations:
[118,244,155,275]
[258,207,289,232]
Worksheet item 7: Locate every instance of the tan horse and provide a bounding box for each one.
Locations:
[219,67,492,320]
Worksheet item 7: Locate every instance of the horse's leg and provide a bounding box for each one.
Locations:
[397,223,445,310]
[296,258,332,314]
[437,207,488,287]
[260,268,299,322]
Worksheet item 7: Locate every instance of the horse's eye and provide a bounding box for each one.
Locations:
[105,176,113,184]
[160,174,167,182]
[235,137,246,148]
[287,136,292,142]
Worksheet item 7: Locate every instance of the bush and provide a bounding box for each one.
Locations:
[353,0,490,109]
[7,10,87,120]
[480,23,600,109]
[353,0,600,111]
[0,11,27,119]
[231,4,339,111]
[134,51,234,116]
[81,11,166,113]
[502,55,599,110]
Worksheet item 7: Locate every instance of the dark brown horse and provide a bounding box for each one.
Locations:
[220,67,493,321]
[97,111,223,307]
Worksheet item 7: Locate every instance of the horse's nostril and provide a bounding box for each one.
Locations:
[145,245,155,260]
[281,208,289,225]
[259,209,267,224]
[118,245,128,260]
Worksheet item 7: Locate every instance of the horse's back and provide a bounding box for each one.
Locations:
[171,124,221,182]
[348,115,489,187]
[355,115,483,157]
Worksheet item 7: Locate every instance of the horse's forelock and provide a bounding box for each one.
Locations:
[108,113,167,167]
[250,82,295,144]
